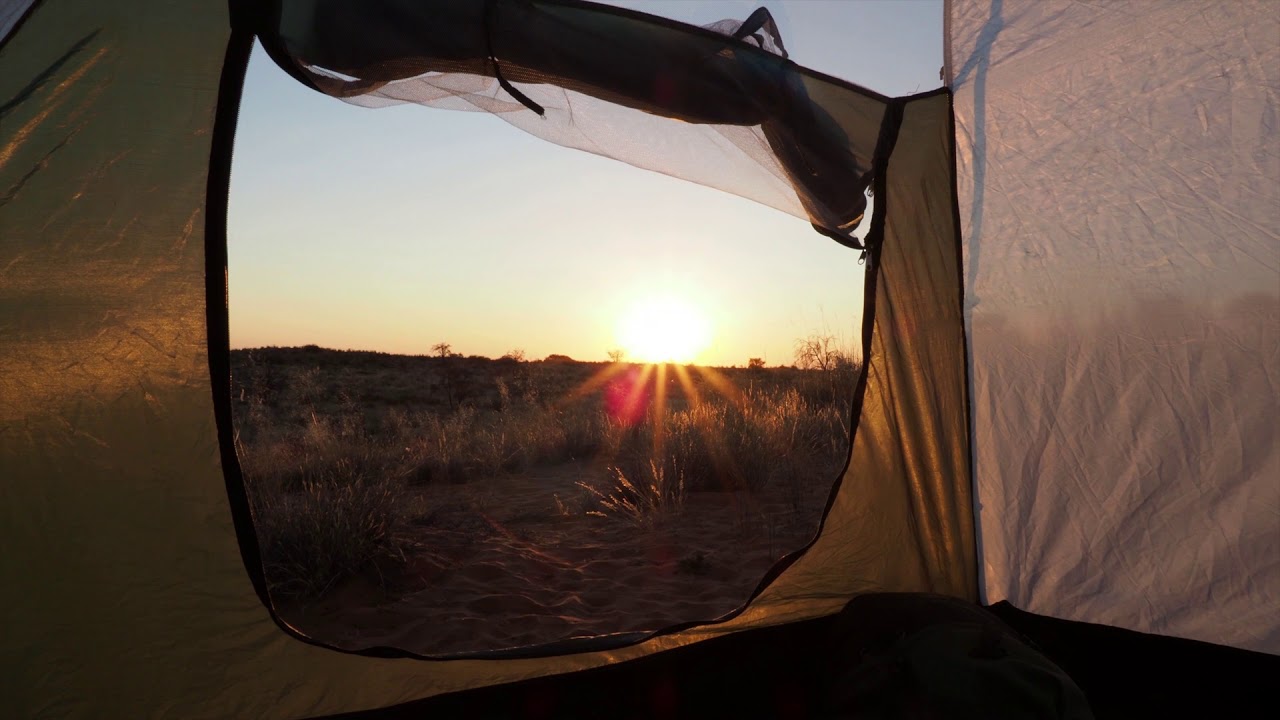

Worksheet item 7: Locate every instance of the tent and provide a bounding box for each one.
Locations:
[1,0,1275,717]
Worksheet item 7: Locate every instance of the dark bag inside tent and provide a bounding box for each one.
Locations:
[325,594,1274,719]
[2,0,1276,717]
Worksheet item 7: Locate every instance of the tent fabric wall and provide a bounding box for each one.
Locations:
[2,1,973,716]
[832,93,977,601]
[725,90,976,612]
[950,0,1279,653]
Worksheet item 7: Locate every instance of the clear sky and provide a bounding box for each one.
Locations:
[228,0,942,365]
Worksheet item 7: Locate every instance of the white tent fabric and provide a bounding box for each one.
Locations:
[950,0,1279,653]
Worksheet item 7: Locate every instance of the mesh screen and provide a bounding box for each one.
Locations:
[268,0,887,247]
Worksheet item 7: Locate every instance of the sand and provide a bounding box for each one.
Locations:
[280,460,833,655]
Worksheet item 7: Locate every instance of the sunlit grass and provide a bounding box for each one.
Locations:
[237,419,420,600]
[233,345,857,600]
[578,460,686,528]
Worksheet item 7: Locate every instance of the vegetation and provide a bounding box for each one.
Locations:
[578,460,686,528]
[233,339,859,600]
[237,415,423,600]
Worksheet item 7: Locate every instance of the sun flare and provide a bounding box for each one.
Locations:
[617,293,711,364]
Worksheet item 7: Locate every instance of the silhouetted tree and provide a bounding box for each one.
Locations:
[794,333,858,407]
[432,342,456,410]
[794,334,842,372]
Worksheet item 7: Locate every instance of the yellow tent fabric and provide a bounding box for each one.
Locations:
[2,1,972,716]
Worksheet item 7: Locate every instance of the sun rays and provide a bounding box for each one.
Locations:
[555,355,757,494]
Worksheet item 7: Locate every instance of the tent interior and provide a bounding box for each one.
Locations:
[1,0,1276,718]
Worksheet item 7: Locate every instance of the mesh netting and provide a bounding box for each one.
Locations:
[266,0,888,247]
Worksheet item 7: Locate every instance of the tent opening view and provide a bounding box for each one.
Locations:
[3,0,1276,717]
[228,6,879,653]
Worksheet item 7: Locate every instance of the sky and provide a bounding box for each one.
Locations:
[228,0,942,366]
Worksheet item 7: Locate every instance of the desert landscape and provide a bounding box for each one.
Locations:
[232,341,858,654]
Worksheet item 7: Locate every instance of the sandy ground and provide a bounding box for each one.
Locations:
[281,461,833,655]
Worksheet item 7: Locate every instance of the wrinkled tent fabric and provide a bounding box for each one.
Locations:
[1,0,973,716]
[950,0,1280,653]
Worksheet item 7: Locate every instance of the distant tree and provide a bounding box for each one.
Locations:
[432,342,456,410]
[544,354,575,363]
[794,334,849,372]
[607,348,626,363]
[500,348,526,363]
[747,357,766,370]
[794,333,859,408]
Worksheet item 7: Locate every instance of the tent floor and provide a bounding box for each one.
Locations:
[319,594,1277,719]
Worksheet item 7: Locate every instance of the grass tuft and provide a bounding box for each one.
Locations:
[577,459,686,527]
[238,416,419,600]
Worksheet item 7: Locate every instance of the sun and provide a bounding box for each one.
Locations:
[617,293,711,364]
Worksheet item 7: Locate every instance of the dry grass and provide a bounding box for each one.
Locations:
[578,460,686,527]
[237,418,423,599]
[233,347,856,599]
